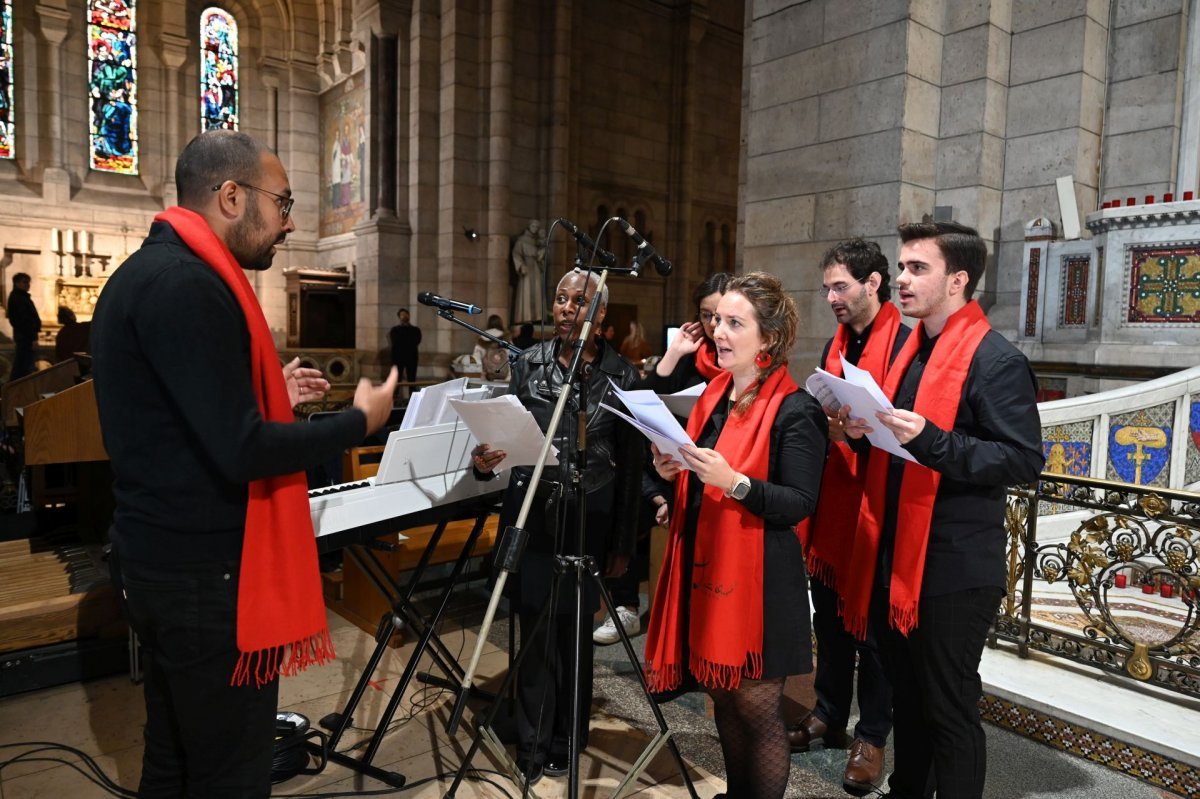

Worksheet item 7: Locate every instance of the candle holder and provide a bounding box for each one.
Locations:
[1160,583,1174,599]
[1114,573,1127,589]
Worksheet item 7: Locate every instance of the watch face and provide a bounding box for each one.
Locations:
[732,477,751,500]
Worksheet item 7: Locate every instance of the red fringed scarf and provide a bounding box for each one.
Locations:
[156,207,335,687]
[844,300,991,636]
[797,302,903,638]
[644,366,797,692]
[692,338,722,380]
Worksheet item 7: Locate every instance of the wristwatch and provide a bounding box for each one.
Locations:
[726,473,751,500]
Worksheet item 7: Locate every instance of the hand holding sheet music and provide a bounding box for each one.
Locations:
[600,379,696,469]
[446,395,559,467]
[804,364,917,463]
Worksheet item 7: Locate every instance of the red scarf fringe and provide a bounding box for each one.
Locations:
[155,207,335,686]
[643,367,797,691]
[849,301,991,635]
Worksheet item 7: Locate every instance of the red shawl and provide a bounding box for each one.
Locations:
[844,300,991,636]
[798,302,903,638]
[693,338,721,380]
[156,207,335,686]
[644,366,797,691]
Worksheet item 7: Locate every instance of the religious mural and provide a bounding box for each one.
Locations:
[200,7,238,131]
[0,0,13,160]
[1107,404,1173,487]
[319,76,366,237]
[1040,420,1093,515]
[88,0,138,174]
[1127,245,1200,324]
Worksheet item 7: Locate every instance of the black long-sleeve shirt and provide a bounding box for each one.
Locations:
[92,222,367,563]
[876,329,1044,596]
[6,287,40,341]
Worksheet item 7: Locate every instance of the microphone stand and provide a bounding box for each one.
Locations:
[444,243,699,799]
[432,308,522,365]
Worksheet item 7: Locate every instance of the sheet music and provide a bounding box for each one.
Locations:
[604,379,696,468]
[658,382,706,418]
[447,395,559,467]
[805,367,916,463]
[400,377,468,430]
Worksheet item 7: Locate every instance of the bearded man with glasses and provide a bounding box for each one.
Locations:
[92,130,398,797]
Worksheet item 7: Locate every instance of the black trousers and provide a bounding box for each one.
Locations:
[110,545,279,798]
[810,575,892,747]
[515,603,593,763]
[11,335,35,381]
[875,584,1000,799]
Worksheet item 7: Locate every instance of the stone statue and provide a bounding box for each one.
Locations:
[511,219,546,323]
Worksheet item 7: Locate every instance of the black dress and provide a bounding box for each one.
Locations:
[679,386,828,679]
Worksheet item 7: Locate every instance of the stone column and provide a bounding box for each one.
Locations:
[159,33,190,206]
[36,3,71,202]
[485,0,513,326]
[546,0,572,269]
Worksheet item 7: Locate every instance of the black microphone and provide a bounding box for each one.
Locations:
[617,219,672,276]
[557,218,616,268]
[418,291,483,315]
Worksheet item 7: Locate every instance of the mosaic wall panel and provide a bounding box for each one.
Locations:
[1040,420,1093,515]
[319,75,366,237]
[1024,247,1040,337]
[1059,255,1089,327]
[1107,402,1174,487]
[1187,395,1200,485]
[1127,245,1200,324]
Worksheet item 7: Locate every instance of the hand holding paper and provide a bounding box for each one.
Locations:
[805,367,916,463]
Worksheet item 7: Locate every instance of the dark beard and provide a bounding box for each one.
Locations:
[226,198,276,271]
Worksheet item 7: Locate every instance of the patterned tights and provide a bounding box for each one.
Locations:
[710,676,789,799]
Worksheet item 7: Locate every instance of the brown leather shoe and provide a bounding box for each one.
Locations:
[787,711,849,753]
[842,738,885,796]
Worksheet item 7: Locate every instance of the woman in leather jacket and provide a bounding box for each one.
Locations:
[471,269,641,783]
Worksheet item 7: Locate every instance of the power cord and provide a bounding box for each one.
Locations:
[0,741,138,798]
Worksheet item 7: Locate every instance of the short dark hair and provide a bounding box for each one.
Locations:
[12,272,30,286]
[175,130,268,209]
[57,306,76,325]
[692,272,734,309]
[897,220,987,299]
[819,238,891,302]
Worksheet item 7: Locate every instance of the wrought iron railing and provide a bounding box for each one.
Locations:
[995,473,1200,699]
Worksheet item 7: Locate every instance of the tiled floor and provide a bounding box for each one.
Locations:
[1,588,1195,798]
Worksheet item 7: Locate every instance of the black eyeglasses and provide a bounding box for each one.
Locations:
[211,181,295,219]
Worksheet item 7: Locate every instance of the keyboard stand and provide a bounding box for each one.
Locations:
[307,504,497,786]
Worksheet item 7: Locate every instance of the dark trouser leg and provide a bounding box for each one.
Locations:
[11,337,34,381]
[516,598,592,762]
[809,575,855,730]
[874,588,935,799]
[853,615,893,747]
[604,560,640,608]
[911,587,998,799]
[114,551,279,799]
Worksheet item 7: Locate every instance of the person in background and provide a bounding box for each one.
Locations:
[92,129,398,798]
[619,319,651,366]
[7,272,40,380]
[389,307,421,393]
[791,238,907,795]
[592,273,733,644]
[55,306,91,363]
[470,269,641,785]
[841,221,1043,799]
[513,322,536,350]
[644,271,827,799]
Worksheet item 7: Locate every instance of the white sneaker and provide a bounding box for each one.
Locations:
[593,606,641,645]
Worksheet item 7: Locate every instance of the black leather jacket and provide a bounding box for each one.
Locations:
[507,337,642,555]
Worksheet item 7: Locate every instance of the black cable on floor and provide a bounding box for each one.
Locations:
[0,741,138,798]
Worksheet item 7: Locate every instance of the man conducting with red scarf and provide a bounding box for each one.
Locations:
[791,238,908,796]
[841,221,1043,799]
[93,130,398,797]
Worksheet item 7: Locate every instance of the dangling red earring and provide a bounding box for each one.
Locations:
[755,350,773,369]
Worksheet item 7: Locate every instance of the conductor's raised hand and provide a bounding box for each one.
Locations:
[471,443,507,474]
[354,367,398,435]
[650,443,682,481]
[283,356,331,408]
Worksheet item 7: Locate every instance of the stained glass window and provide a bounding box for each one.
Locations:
[88,0,138,173]
[200,8,238,130]
[0,0,13,159]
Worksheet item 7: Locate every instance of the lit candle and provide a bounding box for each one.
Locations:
[1141,583,1155,595]
[1164,193,1174,202]
[1161,583,1174,599]
[1185,191,1195,201]
[65,230,75,252]
[1114,574,1127,589]
[1145,195,1155,204]
[1126,197,1137,206]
